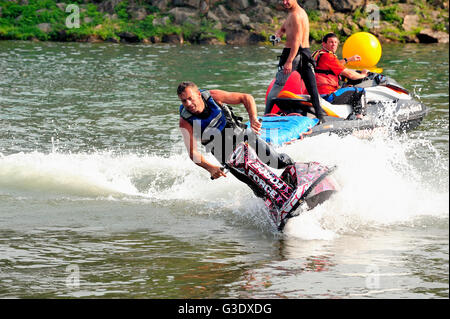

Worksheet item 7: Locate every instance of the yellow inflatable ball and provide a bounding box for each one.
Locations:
[342,32,382,68]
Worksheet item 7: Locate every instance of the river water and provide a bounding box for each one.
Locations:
[0,41,448,299]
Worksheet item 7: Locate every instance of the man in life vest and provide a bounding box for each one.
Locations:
[265,0,326,123]
[178,81,294,196]
[312,33,370,119]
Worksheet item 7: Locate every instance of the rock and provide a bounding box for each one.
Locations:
[168,7,198,25]
[105,37,120,43]
[251,5,273,24]
[118,31,140,43]
[328,0,365,12]
[56,3,66,11]
[129,7,147,21]
[302,0,333,13]
[173,0,201,8]
[397,3,417,15]
[417,29,449,43]
[200,0,209,14]
[104,13,119,20]
[222,22,242,33]
[162,34,184,44]
[357,17,367,29]
[153,16,170,27]
[154,0,170,11]
[87,35,103,43]
[225,31,264,45]
[342,27,352,36]
[404,34,420,43]
[376,34,392,44]
[329,12,345,23]
[206,11,223,29]
[229,0,250,10]
[83,17,93,24]
[199,38,223,45]
[54,29,67,41]
[402,15,419,32]
[150,35,161,43]
[37,23,52,33]
[215,5,231,21]
[198,34,224,44]
[207,11,220,23]
[302,0,314,9]
[238,14,250,27]
[263,0,280,5]
[98,0,122,14]
[429,10,441,20]
[225,31,249,45]
[248,33,266,44]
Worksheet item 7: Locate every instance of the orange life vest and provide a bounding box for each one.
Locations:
[311,49,341,92]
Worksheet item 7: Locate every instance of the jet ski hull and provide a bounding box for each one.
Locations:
[225,142,338,231]
[264,71,428,144]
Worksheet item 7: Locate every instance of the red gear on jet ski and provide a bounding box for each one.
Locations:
[311,49,346,95]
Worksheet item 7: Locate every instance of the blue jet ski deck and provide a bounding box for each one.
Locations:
[248,115,319,146]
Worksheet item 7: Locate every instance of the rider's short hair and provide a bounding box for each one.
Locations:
[177,81,198,95]
[322,33,338,44]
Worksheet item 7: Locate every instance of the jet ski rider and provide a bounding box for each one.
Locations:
[312,33,370,119]
[177,81,294,196]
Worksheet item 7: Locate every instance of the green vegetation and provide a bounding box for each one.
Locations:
[306,9,321,23]
[380,5,403,25]
[309,0,447,43]
[181,19,226,43]
[0,0,63,40]
[0,0,447,44]
[0,0,223,42]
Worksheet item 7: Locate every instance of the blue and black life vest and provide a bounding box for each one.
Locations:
[179,90,228,145]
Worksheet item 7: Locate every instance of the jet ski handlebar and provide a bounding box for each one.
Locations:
[210,165,230,180]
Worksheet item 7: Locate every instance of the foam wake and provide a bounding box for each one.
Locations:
[0,130,448,239]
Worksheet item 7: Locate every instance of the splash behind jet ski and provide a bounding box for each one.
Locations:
[226,142,338,230]
[262,71,428,144]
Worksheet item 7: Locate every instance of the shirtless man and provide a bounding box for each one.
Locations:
[265,0,326,122]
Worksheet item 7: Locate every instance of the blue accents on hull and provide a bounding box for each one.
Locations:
[247,116,319,146]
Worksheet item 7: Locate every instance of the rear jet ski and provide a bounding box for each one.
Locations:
[225,142,338,230]
[264,71,429,142]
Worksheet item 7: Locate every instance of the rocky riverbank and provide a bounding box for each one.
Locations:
[0,0,448,44]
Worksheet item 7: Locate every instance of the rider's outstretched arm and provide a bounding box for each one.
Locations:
[179,118,226,179]
[210,90,261,134]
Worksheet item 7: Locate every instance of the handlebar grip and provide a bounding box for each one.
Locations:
[210,167,226,180]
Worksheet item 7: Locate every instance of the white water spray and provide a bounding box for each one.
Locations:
[0,131,448,239]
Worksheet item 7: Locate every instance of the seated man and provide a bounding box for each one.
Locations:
[177,81,293,197]
[312,33,369,119]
